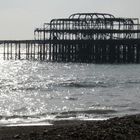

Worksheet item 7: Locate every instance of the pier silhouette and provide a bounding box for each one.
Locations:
[1,13,140,63]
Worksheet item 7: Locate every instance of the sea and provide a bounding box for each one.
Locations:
[0,60,140,126]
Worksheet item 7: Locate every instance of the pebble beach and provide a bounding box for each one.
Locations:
[0,114,140,140]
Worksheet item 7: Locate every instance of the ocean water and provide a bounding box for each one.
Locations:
[0,60,140,126]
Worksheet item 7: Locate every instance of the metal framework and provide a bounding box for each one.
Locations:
[1,13,140,63]
[34,13,140,41]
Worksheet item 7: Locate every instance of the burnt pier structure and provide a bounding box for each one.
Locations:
[1,13,140,63]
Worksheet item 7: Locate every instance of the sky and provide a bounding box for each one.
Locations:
[0,0,140,40]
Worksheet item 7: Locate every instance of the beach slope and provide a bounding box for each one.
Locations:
[0,114,140,140]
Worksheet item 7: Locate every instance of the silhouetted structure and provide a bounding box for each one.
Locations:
[1,13,140,63]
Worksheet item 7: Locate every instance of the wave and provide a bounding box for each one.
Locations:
[13,80,117,91]
[64,96,78,101]
[55,108,117,119]
[59,79,140,89]
[60,109,117,115]
[4,76,140,92]
[57,80,116,88]
[0,108,117,121]
[0,115,54,126]
[125,79,140,84]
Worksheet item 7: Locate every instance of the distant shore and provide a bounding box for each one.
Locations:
[0,114,140,140]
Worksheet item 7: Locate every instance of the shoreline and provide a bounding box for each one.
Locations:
[0,114,140,140]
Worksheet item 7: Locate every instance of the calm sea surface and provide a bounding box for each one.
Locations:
[0,60,140,126]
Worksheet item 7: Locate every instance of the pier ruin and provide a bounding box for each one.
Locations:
[1,13,140,63]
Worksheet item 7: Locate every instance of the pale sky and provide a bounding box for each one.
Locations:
[0,0,140,40]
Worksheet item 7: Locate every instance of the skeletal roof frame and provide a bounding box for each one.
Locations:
[34,13,140,40]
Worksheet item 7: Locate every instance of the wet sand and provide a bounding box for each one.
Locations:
[0,114,140,140]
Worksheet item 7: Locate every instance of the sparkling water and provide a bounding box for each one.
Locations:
[0,60,140,126]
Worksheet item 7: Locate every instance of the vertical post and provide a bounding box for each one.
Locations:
[7,43,9,60]
[71,44,74,62]
[31,43,32,59]
[43,43,46,60]
[3,43,5,60]
[10,43,12,59]
[18,43,21,59]
[92,43,95,63]
[40,44,42,60]
[28,43,30,59]
[15,43,17,59]
[43,24,46,60]
[26,43,28,59]
[34,43,36,60]
[37,43,40,60]
[49,40,52,61]
[46,44,48,61]
[123,45,127,63]
[136,44,140,63]
[52,44,55,61]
